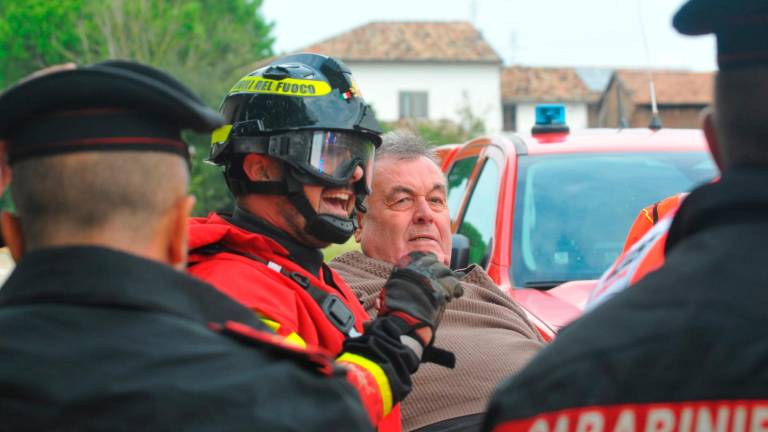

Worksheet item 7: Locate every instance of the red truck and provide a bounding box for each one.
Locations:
[438,106,718,339]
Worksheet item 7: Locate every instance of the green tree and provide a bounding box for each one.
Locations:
[0,0,85,88]
[0,0,274,214]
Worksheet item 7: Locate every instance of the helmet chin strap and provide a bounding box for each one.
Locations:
[225,158,365,244]
[284,169,358,244]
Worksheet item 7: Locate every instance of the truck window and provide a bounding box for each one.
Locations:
[446,156,478,220]
[458,158,500,266]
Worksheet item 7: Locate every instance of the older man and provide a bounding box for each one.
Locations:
[189,54,463,431]
[330,131,544,432]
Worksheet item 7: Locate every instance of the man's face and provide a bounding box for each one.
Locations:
[358,156,452,265]
[302,164,362,222]
[240,155,363,249]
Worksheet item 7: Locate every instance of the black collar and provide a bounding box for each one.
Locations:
[228,206,324,277]
[0,246,264,328]
[666,168,768,252]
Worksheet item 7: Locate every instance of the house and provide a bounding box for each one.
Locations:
[501,67,595,132]
[598,70,714,128]
[300,21,504,132]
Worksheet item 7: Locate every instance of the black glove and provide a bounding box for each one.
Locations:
[342,317,420,404]
[378,251,463,348]
[341,253,463,404]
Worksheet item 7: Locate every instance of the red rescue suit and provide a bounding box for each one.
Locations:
[187,213,400,431]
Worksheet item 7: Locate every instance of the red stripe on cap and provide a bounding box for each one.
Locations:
[48,136,187,149]
[722,15,768,26]
[45,108,131,118]
[718,50,768,63]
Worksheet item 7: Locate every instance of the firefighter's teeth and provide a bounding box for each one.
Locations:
[324,192,350,204]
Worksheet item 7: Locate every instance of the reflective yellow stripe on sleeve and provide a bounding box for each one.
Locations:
[337,352,393,417]
[259,318,307,348]
[260,318,281,332]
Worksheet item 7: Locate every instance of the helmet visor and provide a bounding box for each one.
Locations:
[227,130,376,189]
[307,130,375,190]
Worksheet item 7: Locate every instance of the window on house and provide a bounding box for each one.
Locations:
[503,104,517,131]
[399,91,428,119]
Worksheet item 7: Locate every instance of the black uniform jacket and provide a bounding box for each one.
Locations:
[483,169,768,432]
[0,246,371,432]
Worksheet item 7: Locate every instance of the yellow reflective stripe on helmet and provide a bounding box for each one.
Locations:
[211,124,232,145]
[229,77,332,97]
[259,318,307,348]
[337,352,393,416]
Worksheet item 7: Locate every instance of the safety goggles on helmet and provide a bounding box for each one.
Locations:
[230,130,375,190]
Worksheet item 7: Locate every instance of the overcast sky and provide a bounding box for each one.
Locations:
[262,0,716,71]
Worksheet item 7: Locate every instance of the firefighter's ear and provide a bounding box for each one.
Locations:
[243,154,284,182]
[1,211,24,262]
[702,108,722,169]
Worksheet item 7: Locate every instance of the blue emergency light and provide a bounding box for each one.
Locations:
[532,104,570,135]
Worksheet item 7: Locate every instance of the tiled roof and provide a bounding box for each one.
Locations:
[301,21,502,63]
[501,67,592,102]
[616,69,714,105]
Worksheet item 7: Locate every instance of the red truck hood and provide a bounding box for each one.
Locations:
[508,280,596,338]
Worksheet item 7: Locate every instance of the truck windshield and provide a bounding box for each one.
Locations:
[511,152,717,289]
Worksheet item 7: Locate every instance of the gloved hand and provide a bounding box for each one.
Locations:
[378,251,463,349]
[341,253,462,398]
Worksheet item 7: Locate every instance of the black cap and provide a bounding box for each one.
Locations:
[0,60,224,165]
[673,0,768,69]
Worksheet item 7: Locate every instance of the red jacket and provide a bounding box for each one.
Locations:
[188,213,400,431]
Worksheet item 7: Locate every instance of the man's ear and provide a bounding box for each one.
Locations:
[167,195,195,271]
[702,108,723,170]
[243,154,283,182]
[1,211,24,262]
[354,210,365,243]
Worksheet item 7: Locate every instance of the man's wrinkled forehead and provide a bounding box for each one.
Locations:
[387,182,446,196]
[373,155,446,193]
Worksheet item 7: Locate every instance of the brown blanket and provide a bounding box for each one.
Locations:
[330,251,544,431]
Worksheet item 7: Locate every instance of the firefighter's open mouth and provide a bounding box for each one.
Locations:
[320,190,353,216]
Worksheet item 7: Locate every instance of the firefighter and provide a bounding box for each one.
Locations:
[483,1,768,430]
[0,61,374,430]
[188,53,463,431]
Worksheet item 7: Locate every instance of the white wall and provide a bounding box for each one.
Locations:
[515,102,588,133]
[347,62,502,133]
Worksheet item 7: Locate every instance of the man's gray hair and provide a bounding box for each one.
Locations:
[377,130,440,166]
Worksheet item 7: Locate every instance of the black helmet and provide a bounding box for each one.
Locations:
[210,53,382,244]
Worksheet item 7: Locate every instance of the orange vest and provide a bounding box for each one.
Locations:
[621,193,687,253]
[588,193,686,309]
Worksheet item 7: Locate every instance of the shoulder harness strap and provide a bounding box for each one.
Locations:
[191,243,359,338]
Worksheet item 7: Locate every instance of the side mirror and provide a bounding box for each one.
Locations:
[450,233,470,270]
